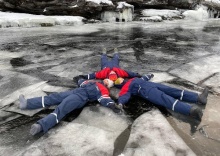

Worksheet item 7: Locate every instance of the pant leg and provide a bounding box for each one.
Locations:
[153,83,198,103]
[26,90,75,109]
[111,53,120,67]
[37,93,87,133]
[101,54,109,69]
[141,87,191,115]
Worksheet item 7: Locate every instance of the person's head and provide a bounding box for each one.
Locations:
[114,77,124,85]
[103,79,114,88]
[108,70,118,81]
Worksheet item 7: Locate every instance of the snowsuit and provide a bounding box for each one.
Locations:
[84,53,141,80]
[26,80,115,133]
[117,76,199,115]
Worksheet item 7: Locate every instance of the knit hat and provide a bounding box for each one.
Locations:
[108,70,118,81]
[114,77,124,85]
[104,79,114,88]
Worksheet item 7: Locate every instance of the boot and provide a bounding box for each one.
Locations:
[198,87,209,105]
[190,106,203,121]
[19,94,27,110]
[30,123,42,135]
[102,47,107,54]
[114,47,118,54]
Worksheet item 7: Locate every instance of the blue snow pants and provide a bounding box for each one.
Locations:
[26,89,88,133]
[101,53,120,69]
[139,81,198,115]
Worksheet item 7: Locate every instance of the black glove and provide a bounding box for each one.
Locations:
[73,76,79,83]
[149,73,154,79]
[108,103,124,114]
[137,73,142,78]
[73,75,88,83]
[145,73,154,80]
[79,75,88,79]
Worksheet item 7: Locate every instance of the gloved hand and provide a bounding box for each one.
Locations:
[145,73,154,80]
[73,75,88,83]
[73,76,80,83]
[115,103,123,111]
[148,73,154,78]
[108,103,124,114]
[79,75,88,79]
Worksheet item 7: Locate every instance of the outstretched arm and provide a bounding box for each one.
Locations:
[118,92,132,106]
[125,70,142,78]
[75,69,109,80]
[140,73,154,81]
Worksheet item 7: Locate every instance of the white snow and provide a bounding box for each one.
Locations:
[140,16,163,22]
[86,0,113,5]
[142,9,181,18]
[183,6,209,20]
[205,0,220,4]
[117,2,134,10]
[0,11,85,28]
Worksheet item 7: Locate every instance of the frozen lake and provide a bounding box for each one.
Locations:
[0,19,220,155]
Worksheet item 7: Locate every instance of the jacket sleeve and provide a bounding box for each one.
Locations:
[94,68,110,79]
[86,73,96,79]
[140,74,154,81]
[95,82,115,107]
[124,70,142,78]
[118,92,131,105]
[97,94,115,107]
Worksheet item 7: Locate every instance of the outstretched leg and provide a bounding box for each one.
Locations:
[111,48,120,67]
[141,87,203,121]
[33,93,87,134]
[143,87,192,115]
[101,52,109,69]
[19,90,76,110]
[149,82,198,103]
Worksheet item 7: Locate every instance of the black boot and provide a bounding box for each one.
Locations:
[198,87,209,105]
[190,106,203,121]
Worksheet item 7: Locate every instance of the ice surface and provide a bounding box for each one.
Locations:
[0,81,47,109]
[169,55,220,87]
[16,106,131,156]
[122,109,196,156]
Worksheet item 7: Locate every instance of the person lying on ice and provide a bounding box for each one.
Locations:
[114,75,209,121]
[75,48,141,82]
[18,78,123,136]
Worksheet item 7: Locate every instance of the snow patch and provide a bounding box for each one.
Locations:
[183,6,209,20]
[86,0,113,5]
[142,9,181,19]
[0,12,85,28]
